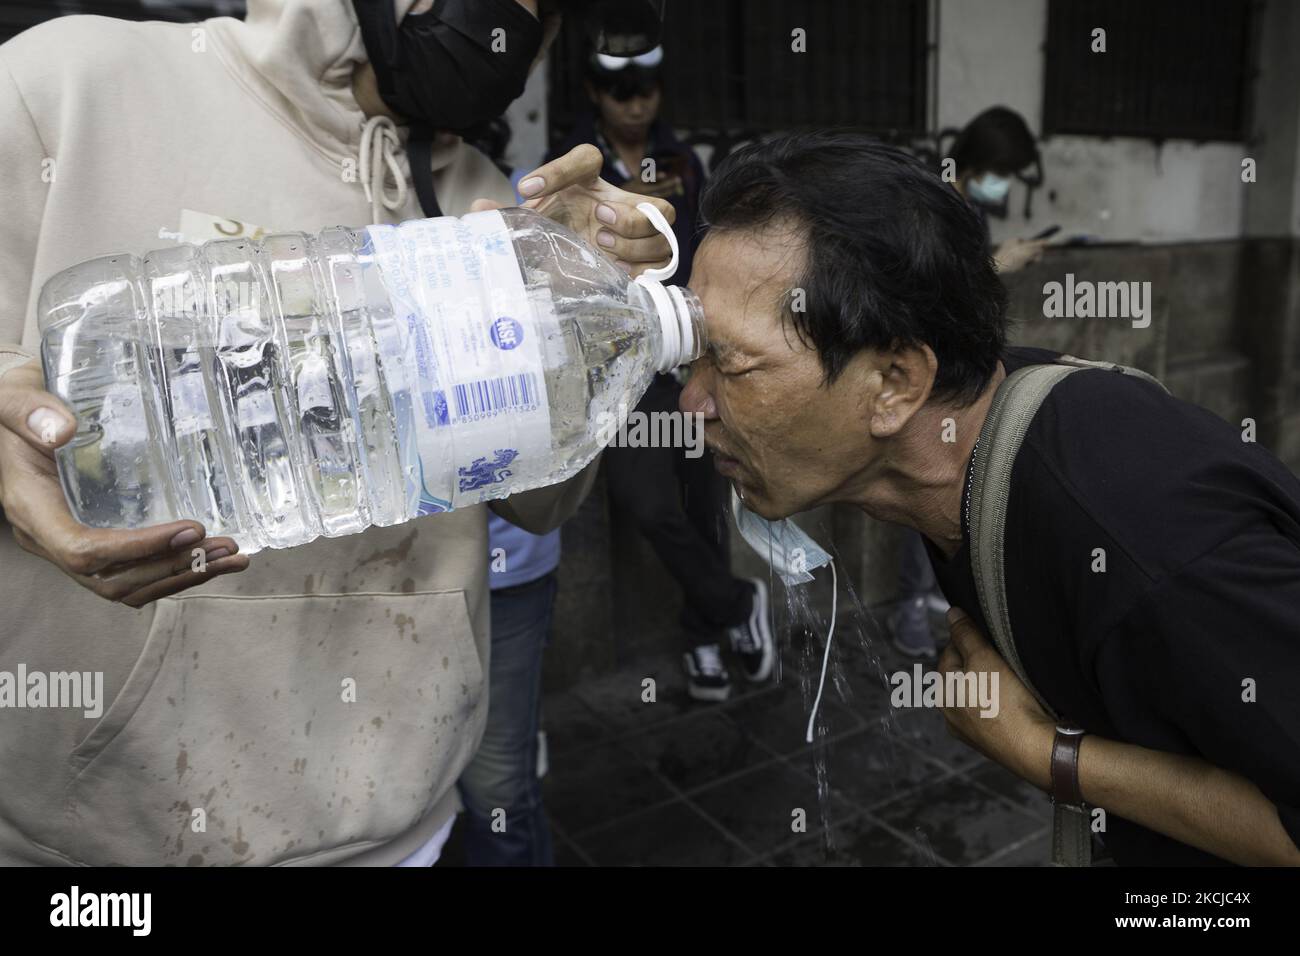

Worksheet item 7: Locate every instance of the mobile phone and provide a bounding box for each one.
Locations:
[650,153,688,183]
[1032,225,1061,240]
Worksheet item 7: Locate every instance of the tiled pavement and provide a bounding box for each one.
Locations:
[531,610,1056,867]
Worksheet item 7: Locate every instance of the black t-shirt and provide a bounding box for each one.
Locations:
[927,346,1300,866]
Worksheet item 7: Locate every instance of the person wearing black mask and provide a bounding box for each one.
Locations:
[0,0,674,868]
[350,0,677,273]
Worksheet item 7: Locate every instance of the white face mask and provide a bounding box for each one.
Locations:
[967,172,1012,206]
[729,485,839,745]
[730,486,832,586]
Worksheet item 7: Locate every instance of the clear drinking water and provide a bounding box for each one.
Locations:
[38,207,705,553]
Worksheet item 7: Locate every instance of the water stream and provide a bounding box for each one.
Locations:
[764,523,937,862]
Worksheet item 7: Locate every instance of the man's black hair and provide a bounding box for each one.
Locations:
[699,129,1009,406]
[950,106,1039,177]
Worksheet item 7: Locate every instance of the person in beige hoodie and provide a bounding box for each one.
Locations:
[0,0,673,866]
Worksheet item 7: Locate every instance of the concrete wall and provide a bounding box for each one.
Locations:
[1236,0,1300,465]
[1242,0,1300,238]
[937,0,1252,246]
[931,0,1300,464]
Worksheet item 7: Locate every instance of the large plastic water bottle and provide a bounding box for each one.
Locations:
[38,206,704,553]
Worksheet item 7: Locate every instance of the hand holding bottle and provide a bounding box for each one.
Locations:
[473,143,676,275]
[0,361,247,605]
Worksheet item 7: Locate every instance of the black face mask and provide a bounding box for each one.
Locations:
[354,0,542,132]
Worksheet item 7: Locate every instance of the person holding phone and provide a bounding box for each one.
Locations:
[549,45,774,702]
[551,44,705,283]
[948,106,1051,273]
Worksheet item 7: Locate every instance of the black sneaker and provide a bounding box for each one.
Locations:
[728,578,775,683]
[683,644,732,702]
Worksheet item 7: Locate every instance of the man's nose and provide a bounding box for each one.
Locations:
[678,362,717,419]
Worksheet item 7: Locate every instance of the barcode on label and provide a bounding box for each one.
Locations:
[452,372,540,420]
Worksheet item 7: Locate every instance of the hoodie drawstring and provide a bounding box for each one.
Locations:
[359,114,407,224]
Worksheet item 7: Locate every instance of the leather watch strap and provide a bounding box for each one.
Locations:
[1050,725,1086,807]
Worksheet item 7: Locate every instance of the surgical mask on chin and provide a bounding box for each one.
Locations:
[730,484,838,745]
[354,0,542,132]
[730,486,832,587]
[967,172,1012,206]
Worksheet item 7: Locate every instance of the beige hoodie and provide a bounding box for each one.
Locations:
[0,0,592,865]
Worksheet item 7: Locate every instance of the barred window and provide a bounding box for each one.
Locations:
[1042,0,1254,141]
[0,2,245,45]
[548,0,929,145]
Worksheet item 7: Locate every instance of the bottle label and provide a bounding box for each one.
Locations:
[365,210,552,515]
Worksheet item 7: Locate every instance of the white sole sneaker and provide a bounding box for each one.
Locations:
[733,576,775,683]
[687,682,732,702]
[683,649,732,702]
[924,592,951,615]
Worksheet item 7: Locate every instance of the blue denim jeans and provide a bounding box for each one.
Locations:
[456,572,556,866]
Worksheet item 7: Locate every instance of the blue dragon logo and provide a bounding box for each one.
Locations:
[458,448,519,492]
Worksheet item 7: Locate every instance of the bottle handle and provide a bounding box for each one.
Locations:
[632,201,679,283]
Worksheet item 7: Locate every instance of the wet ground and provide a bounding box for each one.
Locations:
[444,607,1055,866]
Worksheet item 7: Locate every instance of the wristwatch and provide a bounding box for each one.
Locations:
[1049,724,1087,808]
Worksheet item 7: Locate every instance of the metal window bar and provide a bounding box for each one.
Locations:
[548,0,929,150]
[0,1,245,45]
[1042,0,1252,142]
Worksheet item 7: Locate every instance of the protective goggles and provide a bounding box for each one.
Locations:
[550,0,666,56]
[594,45,664,71]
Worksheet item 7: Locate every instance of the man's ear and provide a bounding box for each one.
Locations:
[868,343,937,438]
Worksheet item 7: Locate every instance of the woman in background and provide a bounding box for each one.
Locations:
[890,106,1051,660]
[950,105,1050,274]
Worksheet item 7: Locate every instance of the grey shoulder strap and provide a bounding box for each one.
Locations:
[968,363,1077,715]
[1055,354,1170,395]
[966,357,1166,866]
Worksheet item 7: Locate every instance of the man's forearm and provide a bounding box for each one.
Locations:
[487,453,601,534]
[1076,735,1300,866]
